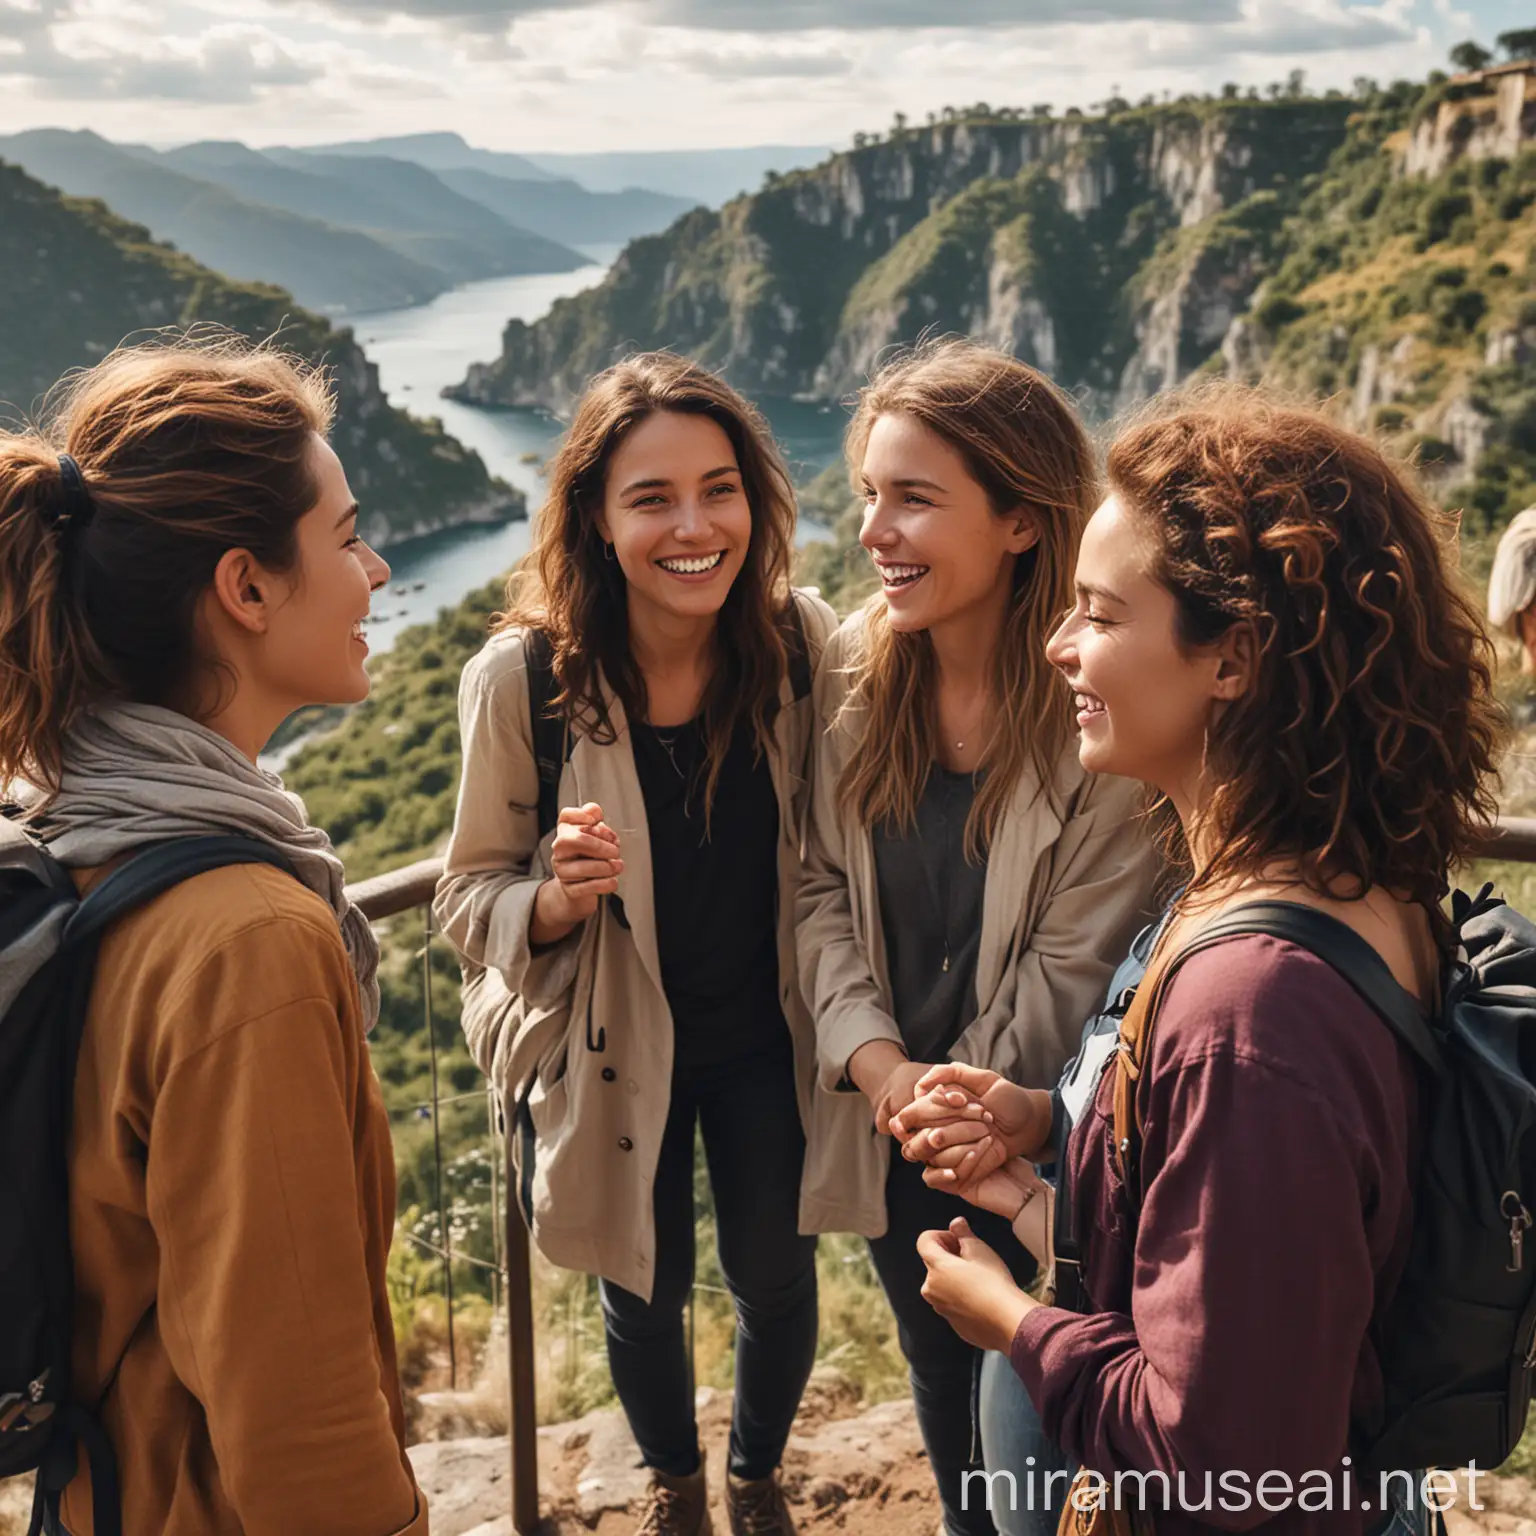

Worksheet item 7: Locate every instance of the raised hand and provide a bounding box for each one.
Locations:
[531,802,623,943]
[916,1217,1033,1353]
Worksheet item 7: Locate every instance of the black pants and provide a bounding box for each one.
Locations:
[868,1142,1038,1536]
[600,1037,819,1481]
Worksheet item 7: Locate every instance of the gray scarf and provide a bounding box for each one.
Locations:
[7,701,379,1028]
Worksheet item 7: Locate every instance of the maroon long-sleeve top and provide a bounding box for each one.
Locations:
[1010,935,1422,1536]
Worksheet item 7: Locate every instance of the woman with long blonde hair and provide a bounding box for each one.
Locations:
[796,339,1157,1536]
[435,353,836,1536]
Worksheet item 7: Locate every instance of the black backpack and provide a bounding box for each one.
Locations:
[1055,886,1536,1475]
[0,834,296,1536]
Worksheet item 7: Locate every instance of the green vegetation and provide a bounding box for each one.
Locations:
[0,158,522,544]
[289,56,1536,1426]
[454,96,1353,410]
[1227,81,1536,528]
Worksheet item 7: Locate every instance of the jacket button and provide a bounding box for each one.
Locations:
[618,1137,634,1151]
[602,1068,617,1082]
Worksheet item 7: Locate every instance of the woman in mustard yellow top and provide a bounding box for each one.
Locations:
[0,337,425,1536]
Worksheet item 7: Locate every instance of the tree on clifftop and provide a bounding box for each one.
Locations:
[1498,28,1536,61]
[1450,40,1492,73]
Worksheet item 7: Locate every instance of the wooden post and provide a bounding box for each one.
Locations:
[506,1142,541,1534]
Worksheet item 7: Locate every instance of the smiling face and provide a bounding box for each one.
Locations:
[597,410,752,630]
[857,412,1038,637]
[1045,494,1246,807]
[260,435,390,710]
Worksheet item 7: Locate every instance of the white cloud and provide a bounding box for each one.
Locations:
[0,0,1469,150]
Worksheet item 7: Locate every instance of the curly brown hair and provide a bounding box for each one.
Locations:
[1106,385,1502,913]
[497,352,796,810]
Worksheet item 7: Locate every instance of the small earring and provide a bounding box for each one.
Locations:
[603,541,615,562]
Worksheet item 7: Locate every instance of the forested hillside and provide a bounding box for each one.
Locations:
[0,160,523,546]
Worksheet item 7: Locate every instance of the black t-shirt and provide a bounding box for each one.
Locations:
[872,766,988,1064]
[630,715,789,1070]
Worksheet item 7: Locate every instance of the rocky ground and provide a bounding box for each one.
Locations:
[409,1366,943,1536]
[7,1380,1536,1536]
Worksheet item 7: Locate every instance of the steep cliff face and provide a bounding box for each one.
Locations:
[1,159,523,546]
[1401,66,1536,178]
[450,100,1352,413]
[1212,77,1536,528]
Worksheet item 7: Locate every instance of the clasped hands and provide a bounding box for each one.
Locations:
[886,1060,1056,1355]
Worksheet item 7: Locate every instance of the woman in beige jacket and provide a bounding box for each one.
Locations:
[434,354,835,1536]
[795,340,1157,1536]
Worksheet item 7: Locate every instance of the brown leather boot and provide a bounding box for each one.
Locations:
[726,1470,797,1536]
[637,1458,713,1536]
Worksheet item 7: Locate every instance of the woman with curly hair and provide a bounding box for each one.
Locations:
[903,389,1502,1536]
[435,353,836,1536]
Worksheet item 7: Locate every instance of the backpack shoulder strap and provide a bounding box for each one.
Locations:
[780,594,813,702]
[1192,901,1444,1072]
[64,835,297,948]
[523,628,570,843]
[1112,899,1442,1194]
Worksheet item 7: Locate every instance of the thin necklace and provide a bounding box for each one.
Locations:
[652,725,687,781]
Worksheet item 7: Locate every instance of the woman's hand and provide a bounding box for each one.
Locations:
[892,1064,1054,1183]
[530,803,622,945]
[917,1217,1034,1353]
[930,1155,1045,1223]
[848,1041,934,1135]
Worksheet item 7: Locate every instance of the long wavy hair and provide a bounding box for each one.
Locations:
[837,339,1095,860]
[497,352,796,808]
[1107,385,1502,915]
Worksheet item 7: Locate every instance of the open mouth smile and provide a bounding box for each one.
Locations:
[657,551,726,576]
[1074,689,1106,726]
[875,560,929,591]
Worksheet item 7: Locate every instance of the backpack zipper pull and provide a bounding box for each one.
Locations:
[1502,1191,1532,1272]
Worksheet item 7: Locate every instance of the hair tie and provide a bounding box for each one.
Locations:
[52,453,95,534]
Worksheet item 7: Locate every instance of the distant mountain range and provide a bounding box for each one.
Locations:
[0,157,521,544]
[0,129,696,316]
[299,133,834,208]
[522,145,835,205]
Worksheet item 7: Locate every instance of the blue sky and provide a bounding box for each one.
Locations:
[0,0,1527,152]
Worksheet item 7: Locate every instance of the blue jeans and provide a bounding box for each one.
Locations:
[868,1147,1040,1536]
[978,1349,1075,1536]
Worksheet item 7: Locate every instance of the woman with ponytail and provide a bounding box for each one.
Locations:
[795,339,1157,1536]
[0,337,425,1535]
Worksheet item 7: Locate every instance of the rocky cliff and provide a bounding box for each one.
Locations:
[1219,69,1536,528]
[0,159,524,547]
[449,100,1351,415]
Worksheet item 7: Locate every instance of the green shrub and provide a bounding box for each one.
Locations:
[1255,293,1307,330]
[1420,190,1475,247]
[1415,434,1457,467]
[1433,284,1488,333]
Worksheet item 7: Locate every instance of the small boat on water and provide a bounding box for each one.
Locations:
[392,585,408,596]
[412,581,427,592]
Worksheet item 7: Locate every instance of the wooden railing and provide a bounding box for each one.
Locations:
[344,814,1536,1536]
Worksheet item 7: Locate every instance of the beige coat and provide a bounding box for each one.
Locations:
[433,589,838,1302]
[794,611,1161,1238]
